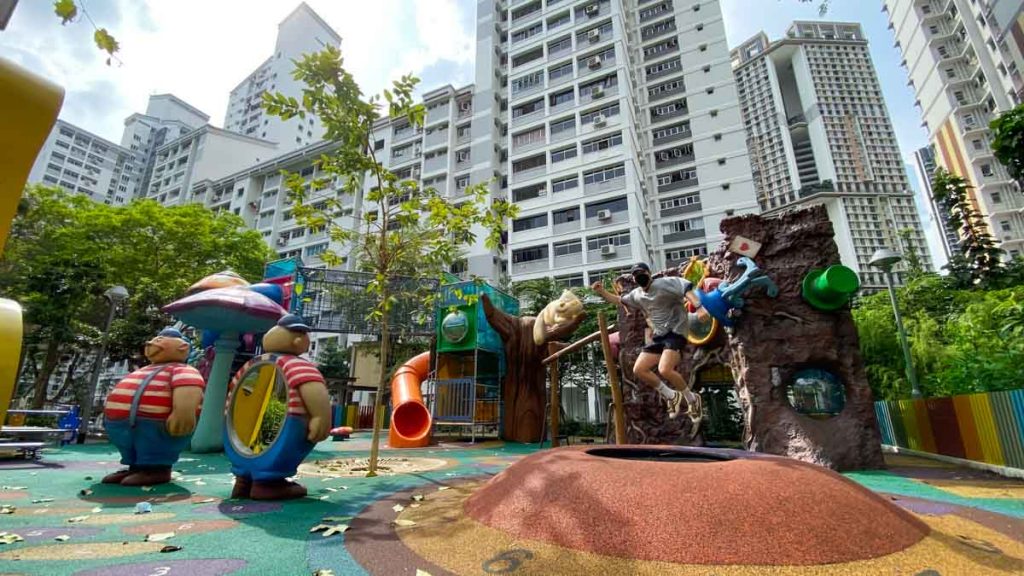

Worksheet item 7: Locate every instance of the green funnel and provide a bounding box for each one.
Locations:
[801,265,859,311]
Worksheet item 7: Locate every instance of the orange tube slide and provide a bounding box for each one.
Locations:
[388,352,433,448]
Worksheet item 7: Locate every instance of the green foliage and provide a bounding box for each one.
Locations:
[261,45,516,473]
[51,0,120,65]
[316,339,350,381]
[931,168,1005,287]
[854,272,1024,400]
[1,186,275,406]
[256,398,287,449]
[989,103,1024,183]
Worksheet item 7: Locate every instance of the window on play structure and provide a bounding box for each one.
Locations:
[787,368,845,418]
[227,360,289,456]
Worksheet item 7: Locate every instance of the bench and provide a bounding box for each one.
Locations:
[1,426,72,444]
[0,441,47,459]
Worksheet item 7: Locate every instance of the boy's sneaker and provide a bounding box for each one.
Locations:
[666,390,684,419]
[685,391,703,423]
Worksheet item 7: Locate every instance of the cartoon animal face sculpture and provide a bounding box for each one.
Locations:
[533,290,585,345]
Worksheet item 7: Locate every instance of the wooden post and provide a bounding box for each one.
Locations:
[598,311,627,445]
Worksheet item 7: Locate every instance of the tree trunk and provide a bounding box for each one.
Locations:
[31,339,62,409]
[482,294,583,443]
[366,311,391,476]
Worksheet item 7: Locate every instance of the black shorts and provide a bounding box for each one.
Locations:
[642,331,686,354]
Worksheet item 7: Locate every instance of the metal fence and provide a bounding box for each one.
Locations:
[297,268,439,335]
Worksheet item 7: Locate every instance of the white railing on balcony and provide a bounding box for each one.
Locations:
[425,106,450,125]
[553,220,581,235]
[512,164,547,183]
[585,210,628,229]
[512,258,549,274]
[553,252,583,268]
[584,176,624,195]
[423,155,448,174]
[512,109,544,126]
[587,247,628,263]
[550,126,577,143]
[424,130,449,148]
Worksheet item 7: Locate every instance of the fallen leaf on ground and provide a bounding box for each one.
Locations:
[141,486,153,492]
[54,535,70,542]
[410,504,421,508]
[160,545,183,553]
[91,507,103,513]
[321,525,348,537]
[0,506,15,514]
[194,481,206,486]
[134,502,152,515]
[0,533,24,544]
[67,516,89,523]
[411,494,424,502]
[318,495,330,501]
[2,486,27,490]
[321,516,351,523]
[322,487,337,493]
[146,532,175,542]
[194,498,217,504]
[393,519,416,527]
[79,489,93,496]
[444,473,456,477]
[416,570,433,576]
[312,570,335,576]
[437,486,450,491]
[392,504,405,513]
[31,498,54,503]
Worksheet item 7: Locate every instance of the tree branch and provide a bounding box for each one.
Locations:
[481,293,516,339]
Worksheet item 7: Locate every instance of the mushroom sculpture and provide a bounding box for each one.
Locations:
[162,287,286,453]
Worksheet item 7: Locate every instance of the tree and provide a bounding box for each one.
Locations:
[897,228,926,278]
[931,168,1004,287]
[315,339,350,382]
[0,186,274,407]
[261,46,516,475]
[989,103,1024,185]
[795,0,830,16]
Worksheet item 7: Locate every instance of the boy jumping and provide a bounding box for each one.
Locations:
[592,263,706,426]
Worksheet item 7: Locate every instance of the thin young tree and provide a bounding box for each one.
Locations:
[931,168,1004,287]
[262,46,516,475]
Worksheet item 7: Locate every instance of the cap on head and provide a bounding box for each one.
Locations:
[631,262,651,275]
[158,327,185,339]
[277,314,311,333]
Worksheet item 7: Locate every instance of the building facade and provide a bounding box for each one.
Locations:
[27,120,139,206]
[883,0,1024,260]
[223,2,341,152]
[121,94,210,196]
[913,145,959,263]
[497,0,758,288]
[731,22,932,288]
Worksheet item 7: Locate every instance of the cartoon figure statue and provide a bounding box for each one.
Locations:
[532,289,585,345]
[101,328,205,486]
[225,314,331,500]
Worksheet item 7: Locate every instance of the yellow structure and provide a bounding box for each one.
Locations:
[230,363,279,453]
[0,57,65,427]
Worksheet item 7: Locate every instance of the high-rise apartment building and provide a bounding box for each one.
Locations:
[731,22,932,288]
[223,3,341,152]
[121,94,210,196]
[496,0,758,287]
[883,0,1024,260]
[27,120,139,205]
[913,145,959,261]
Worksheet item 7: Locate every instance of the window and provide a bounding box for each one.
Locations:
[583,163,625,185]
[550,116,576,136]
[305,243,328,257]
[553,239,582,256]
[695,23,703,31]
[551,175,579,194]
[512,213,548,231]
[652,98,687,120]
[513,126,545,148]
[549,60,574,82]
[666,245,706,263]
[456,175,470,189]
[644,37,678,60]
[582,132,623,154]
[1000,221,1011,232]
[577,20,613,43]
[548,36,573,56]
[981,163,993,177]
[512,71,544,94]
[555,274,585,288]
[511,22,543,44]
[581,102,620,124]
[646,57,681,79]
[513,183,546,202]
[513,98,544,118]
[512,46,544,68]
[457,124,472,139]
[639,1,673,22]
[456,149,470,163]
[991,192,1002,204]
[550,88,574,107]
[659,193,700,211]
[649,79,683,99]
[652,121,690,141]
[513,154,546,174]
[550,145,578,163]
[553,207,580,224]
[972,139,983,150]
[548,12,570,30]
[586,196,627,218]
[512,245,548,263]
[511,1,542,23]
[641,18,677,39]
[662,217,704,234]
[587,231,631,250]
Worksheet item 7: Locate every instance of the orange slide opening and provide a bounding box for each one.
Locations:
[388,352,433,448]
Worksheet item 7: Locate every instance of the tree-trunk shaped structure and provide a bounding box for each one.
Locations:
[482,294,584,443]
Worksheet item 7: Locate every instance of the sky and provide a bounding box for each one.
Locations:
[2,0,929,163]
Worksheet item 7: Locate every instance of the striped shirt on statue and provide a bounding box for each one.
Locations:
[104,363,206,421]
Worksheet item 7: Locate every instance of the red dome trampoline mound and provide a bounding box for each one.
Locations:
[464,446,930,566]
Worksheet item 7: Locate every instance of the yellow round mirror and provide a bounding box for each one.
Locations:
[226,359,288,457]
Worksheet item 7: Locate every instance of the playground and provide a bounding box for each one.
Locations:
[0,435,1021,575]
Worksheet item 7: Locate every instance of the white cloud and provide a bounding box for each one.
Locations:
[0,0,477,142]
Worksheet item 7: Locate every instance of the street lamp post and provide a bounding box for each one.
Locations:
[868,249,921,399]
[76,285,129,444]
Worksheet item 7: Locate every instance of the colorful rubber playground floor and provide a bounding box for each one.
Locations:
[0,434,1021,575]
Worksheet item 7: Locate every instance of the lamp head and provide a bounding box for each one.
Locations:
[105,285,129,303]
[869,248,902,271]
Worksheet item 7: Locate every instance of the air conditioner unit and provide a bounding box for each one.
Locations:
[593,114,607,127]
[600,244,617,256]
[592,86,605,98]
[597,209,612,220]
[459,101,472,111]
[588,29,601,43]
[587,56,602,69]
[276,237,288,246]
[659,151,670,160]
[585,4,599,15]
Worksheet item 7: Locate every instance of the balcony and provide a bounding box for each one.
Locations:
[660,201,701,218]
[587,245,629,263]
[457,105,473,120]
[548,43,573,61]
[425,105,450,125]
[456,131,471,145]
[653,127,691,146]
[553,252,583,268]
[423,154,448,174]
[425,178,448,195]
[584,176,624,195]
[511,82,545,100]
[553,219,581,235]
[585,209,628,229]
[581,86,619,105]
[512,109,544,127]
[424,129,449,149]
[579,56,615,77]
[550,125,577,143]
[658,177,698,193]
[512,164,547,183]
[654,152,695,170]
[512,258,549,274]
[512,137,547,154]
[392,129,422,145]
[663,228,704,243]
